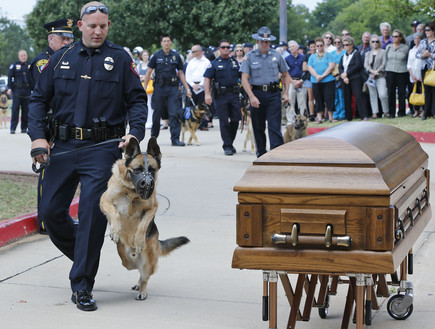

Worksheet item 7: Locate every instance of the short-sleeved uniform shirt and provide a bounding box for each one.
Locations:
[203,56,240,86]
[240,48,289,85]
[148,49,184,82]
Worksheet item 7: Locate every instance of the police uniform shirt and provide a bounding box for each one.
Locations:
[28,39,147,141]
[203,56,240,87]
[7,60,32,96]
[29,46,55,90]
[240,48,289,85]
[147,49,184,81]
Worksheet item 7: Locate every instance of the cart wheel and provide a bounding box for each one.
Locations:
[387,294,413,320]
[318,294,330,319]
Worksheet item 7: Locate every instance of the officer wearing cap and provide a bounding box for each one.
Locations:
[243,42,253,54]
[29,18,76,234]
[7,50,31,134]
[204,39,241,155]
[28,1,147,312]
[143,33,192,146]
[240,26,290,157]
[30,19,76,90]
[407,19,422,48]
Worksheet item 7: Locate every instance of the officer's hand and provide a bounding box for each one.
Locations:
[119,134,136,149]
[186,89,192,98]
[7,89,12,96]
[282,93,289,104]
[31,139,49,165]
[250,95,260,108]
[205,94,213,105]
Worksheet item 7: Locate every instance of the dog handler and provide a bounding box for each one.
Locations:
[204,39,241,156]
[240,26,290,157]
[28,1,147,311]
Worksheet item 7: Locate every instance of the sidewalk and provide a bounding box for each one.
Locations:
[0,122,434,329]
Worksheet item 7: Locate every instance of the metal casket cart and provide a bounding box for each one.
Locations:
[232,122,431,328]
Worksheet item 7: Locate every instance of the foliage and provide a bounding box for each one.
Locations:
[0,18,35,75]
[376,0,435,17]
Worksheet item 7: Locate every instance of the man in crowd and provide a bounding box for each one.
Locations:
[380,22,393,49]
[7,50,31,134]
[29,1,147,311]
[241,26,290,157]
[204,39,241,155]
[144,34,191,146]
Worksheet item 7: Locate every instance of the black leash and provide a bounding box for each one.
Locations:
[31,138,125,173]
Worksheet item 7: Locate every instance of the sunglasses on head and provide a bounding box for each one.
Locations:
[220,46,231,49]
[81,5,109,19]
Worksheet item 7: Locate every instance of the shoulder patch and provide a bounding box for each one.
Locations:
[9,64,14,69]
[36,59,49,73]
[130,61,139,77]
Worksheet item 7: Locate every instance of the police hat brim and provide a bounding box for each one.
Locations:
[52,32,74,39]
[252,33,276,42]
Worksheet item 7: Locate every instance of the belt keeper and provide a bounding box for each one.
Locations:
[100,117,107,141]
[92,118,101,142]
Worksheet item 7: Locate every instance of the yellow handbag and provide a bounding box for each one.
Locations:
[409,82,425,106]
[424,67,435,87]
[331,63,339,76]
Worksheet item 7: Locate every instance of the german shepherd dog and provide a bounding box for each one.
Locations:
[241,106,255,154]
[283,112,308,143]
[181,103,209,146]
[100,137,190,300]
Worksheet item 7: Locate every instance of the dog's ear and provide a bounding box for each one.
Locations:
[147,137,162,168]
[125,137,141,166]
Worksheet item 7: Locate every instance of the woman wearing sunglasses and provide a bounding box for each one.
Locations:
[416,22,435,120]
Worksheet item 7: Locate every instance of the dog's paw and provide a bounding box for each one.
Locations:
[195,143,200,146]
[132,285,140,291]
[110,225,121,243]
[135,292,148,301]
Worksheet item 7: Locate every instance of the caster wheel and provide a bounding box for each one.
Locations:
[387,294,413,320]
[318,294,329,319]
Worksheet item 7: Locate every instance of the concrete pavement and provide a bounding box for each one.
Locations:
[0,122,434,329]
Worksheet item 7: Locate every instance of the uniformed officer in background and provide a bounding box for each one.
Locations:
[29,18,76,234]
[7,49,31,134]
[240,26,290,157]
[204,39,241,155]
[30,19,76,90]
[143,34,191,146]
[29,1,147,312]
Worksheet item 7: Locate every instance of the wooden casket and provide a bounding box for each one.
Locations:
[232,122,431,275]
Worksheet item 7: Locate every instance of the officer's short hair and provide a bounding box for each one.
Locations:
[160,34,172,42]
[219,39,230,47]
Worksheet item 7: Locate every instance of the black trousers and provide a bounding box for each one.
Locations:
[10,94,29,132]
[343,77,368,120]
[386,71,408,117]
[214,93,241,149]
[422,68,435,118]
[312,81,335,114]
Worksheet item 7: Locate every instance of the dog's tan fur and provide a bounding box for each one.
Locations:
[181,104,208,146]
[241,106,255,154]
[100,137,189,300]
[283,113,308,143]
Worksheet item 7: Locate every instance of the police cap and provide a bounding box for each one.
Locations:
[243,42,253,48]
[43,19,76,39]
[252,26,276,42]
[411,19,421,27]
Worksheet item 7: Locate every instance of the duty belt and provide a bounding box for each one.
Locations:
[252,83,280,92]
[55,124,125,142]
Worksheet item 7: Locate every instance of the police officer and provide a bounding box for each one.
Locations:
[28,1,147,312]
[7,50,31,134]
[143,34,191,146]
[30,19,76,90]
[204,39,241,155]
[240,26,290,157]
[30,19,76,234]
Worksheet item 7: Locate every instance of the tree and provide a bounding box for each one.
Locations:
[0,18,35,75]
[376,0,435,17]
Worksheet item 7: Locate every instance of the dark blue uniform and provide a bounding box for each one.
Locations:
[148,49,183,143]
[8,60,31,133]
[29,47,54,90]
[203,56,241,152]
[28,39,147,294]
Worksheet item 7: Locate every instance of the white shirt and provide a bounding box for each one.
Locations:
[342,50,355,72]
[407,46,422,82]
[326,45,337,53]
[185,56,211,94]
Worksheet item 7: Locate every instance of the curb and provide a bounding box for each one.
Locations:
[0,197,79,247]
[308,127,435,143]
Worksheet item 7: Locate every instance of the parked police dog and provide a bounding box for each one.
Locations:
[100,137,190,300]
[283,113,308,143]
[180,103,209,146]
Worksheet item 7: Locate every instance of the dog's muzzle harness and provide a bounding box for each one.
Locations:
[128,155,155,200]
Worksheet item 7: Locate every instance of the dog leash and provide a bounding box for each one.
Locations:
[30,138,125,173]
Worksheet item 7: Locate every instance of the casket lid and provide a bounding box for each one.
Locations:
[234,122,428,196]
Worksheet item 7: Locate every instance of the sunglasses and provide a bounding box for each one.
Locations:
[425,29,432,32]
[316,44,324,47]
[236,49,243,52]
[392,35,400,38]
[81,5,109,18]
[342,33,349,36]
[371,40,380,43]
[220,46,231,49]
[334,41,341,44]
[324,36,332,39]
[343,43,351,46]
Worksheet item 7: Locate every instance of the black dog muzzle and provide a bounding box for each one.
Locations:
[128,156,155,200]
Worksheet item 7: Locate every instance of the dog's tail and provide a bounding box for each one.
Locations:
[159,236,190,256]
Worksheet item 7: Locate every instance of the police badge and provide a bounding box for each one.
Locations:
[104,57,114,71]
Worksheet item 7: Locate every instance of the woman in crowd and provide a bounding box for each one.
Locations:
[137,49,150,82]
[234,44,244,65]
[307,38,336,123]
[339,36,368,121]
[408,32,424,117]
[302,40,316,121]
[385,29,409,118]
[333,36,346,120]
[323,31,336,53]
[364,34,389,118]
[417,22,435,120]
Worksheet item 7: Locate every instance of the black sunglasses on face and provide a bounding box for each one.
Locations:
[220,46,231,49]
[81,5,109,19]
[371,40,380,43]
[324,36,332,39]
[425,29,432,32]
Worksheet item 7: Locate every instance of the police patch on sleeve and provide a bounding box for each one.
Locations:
[36,59,49,73]
[130,61,139,77]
